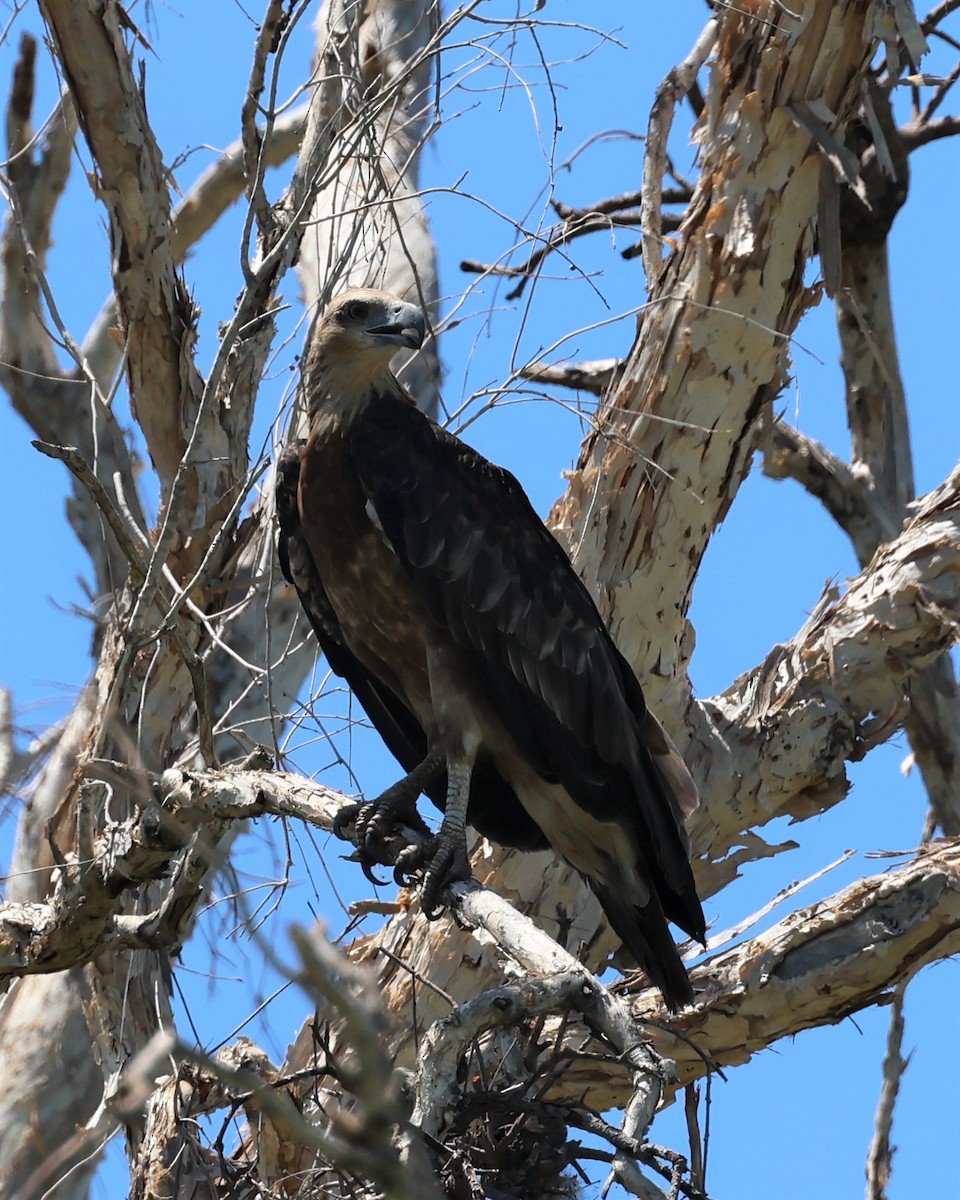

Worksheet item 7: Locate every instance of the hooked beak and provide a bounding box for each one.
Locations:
[368,303,426,351]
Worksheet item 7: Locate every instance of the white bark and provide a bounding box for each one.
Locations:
[544,838,960,1114]
[0,2,441,1191]
[1,0,953,1195]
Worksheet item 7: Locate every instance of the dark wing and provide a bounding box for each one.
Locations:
[275,442,547,852]
[349,398,705,944]
[276,441,430,776]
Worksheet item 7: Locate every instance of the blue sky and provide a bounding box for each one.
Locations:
[1,3,959,1197]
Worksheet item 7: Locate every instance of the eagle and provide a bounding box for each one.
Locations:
[277,288,705,1009]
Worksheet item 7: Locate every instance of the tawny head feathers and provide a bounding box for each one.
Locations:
[303,289,425,420]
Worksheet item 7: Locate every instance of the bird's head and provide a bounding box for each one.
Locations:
[327,288,425,352]
[304,289,426,421]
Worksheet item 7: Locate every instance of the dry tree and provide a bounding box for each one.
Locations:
[0,2,958,1198]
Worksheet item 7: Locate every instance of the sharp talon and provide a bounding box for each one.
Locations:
[393,839,435,889]
[334,759,446,891]
[360,859,389,887]
[343,847,388,886]
[332,801,363,842]
[419,862,449,920]
[359,816,385,855]
[417,835,472,920]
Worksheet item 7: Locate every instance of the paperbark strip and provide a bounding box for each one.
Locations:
[554,1,882,688]
[38,0,204,491]
[690,472,960,874]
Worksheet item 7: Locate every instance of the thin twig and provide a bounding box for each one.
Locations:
[920,0,960,34]
[31,441,150,574]
[919,57,960,123]
[461,208,671,302]
[239,0,289,275]
[552,186,690,221]
[864,981,909,1200]
[683,1084,704,1194]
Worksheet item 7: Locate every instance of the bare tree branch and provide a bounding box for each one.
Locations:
[691,466,960,875]
[0,34,143,597]
[80,105,307,389]
[763,416,893,556]
[38,0,206,492]
[540,840,960,1114]
[865,980,908,1200]
[461,207,673,303]
[520,356,625,397]
[900,111,960,146]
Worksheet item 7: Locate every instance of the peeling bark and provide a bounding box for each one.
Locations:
[1,1,955,1196]
[0,3,442,1191]
[557,840,960,1114]
[38,0,206,494]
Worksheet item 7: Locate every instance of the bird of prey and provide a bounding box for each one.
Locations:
[277,288,705,1008]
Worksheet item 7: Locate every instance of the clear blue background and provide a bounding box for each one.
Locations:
[1,3,958,1196]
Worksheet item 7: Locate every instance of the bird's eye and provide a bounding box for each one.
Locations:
[342,300,368,323]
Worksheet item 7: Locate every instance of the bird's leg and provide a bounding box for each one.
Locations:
[395,758,473,919]
[332,749,444,874]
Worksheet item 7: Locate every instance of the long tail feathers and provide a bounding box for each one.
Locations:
[593,884,694,1011]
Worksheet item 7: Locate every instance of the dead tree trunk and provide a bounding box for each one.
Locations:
[0,2,956,1198]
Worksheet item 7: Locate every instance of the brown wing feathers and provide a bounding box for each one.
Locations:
[277,440,550,855]
[350,396,706,975]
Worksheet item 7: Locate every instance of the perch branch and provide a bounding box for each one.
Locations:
[0,765,345,980]
[520,356,625,397]
[542,839,960,1113]
[416,883,672,1196]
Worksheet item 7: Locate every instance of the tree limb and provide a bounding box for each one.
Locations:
[546,839,960,1113]
[690,466,960,873]
[762,417,894,558]
[865,980,908,1200]
[38,0,205,491]
[519,356,625,397]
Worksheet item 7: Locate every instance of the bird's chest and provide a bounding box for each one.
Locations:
[298,427,432,695]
